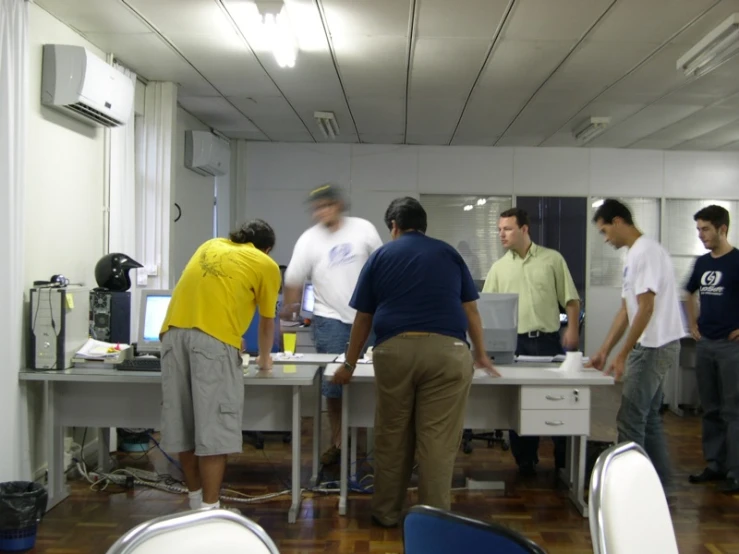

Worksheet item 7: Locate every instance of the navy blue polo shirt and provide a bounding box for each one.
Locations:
[685,248,739,340]
[349,231,479,346]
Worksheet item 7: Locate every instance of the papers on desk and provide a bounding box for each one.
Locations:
[272,352,304,361]
[516,354,590,365]
[74,339,131,361]
[334,353,372,364]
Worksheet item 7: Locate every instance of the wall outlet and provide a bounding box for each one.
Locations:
[146,264,159,277]
[136,268,148,286]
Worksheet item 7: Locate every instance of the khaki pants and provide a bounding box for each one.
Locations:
[371,333,473,525]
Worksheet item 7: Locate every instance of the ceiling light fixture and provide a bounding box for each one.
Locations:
[463,204,474,212]
[246,1,298,68]
[314,111,339,139]
[677,13,739,78]
[476,198,487,206]
[591,199,605,209]
[573,116,611,145]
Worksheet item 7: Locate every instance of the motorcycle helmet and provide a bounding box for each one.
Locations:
[94,253,143,292]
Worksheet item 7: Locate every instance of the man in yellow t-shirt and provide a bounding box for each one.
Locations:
[483,207,581,476]
[159,219,281,511]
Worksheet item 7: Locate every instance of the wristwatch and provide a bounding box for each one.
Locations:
[343,361,356,373]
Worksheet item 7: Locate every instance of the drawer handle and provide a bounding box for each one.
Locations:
[545,395,565,401]
[545,420,565,426]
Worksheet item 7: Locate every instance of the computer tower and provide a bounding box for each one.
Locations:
[29,286,90,369]
[90,290,131,344]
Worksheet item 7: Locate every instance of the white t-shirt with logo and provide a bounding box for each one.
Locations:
[622,236,686,348]
[284,217,383,324]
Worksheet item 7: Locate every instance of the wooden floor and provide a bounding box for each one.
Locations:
[32,412,739,554]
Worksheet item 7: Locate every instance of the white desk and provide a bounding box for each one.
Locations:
[324,362,614,518]
[19,364,321,523]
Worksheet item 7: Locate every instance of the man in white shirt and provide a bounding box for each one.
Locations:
[587,199,684,488]
[283,184,383,465]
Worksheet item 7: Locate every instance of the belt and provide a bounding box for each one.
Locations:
[519,330,557,339]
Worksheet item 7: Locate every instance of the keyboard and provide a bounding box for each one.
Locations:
[118,357,161,371]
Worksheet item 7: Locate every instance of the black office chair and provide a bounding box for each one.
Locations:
[462,429,508,454]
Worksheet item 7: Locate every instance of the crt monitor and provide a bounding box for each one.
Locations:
[474,292,519,365]
[137,289,172,353]
[300,282,315,319]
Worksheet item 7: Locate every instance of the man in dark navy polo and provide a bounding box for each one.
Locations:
[684,205,739,494]
[332,197,497,527]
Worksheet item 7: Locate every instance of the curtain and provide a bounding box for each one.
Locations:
[137,81,177,290]
[108,63,138,257]
[0,0,28,480]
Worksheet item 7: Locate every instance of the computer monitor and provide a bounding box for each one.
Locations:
[475,292,519,365]
[300,282,315,319]
[137,289,172,353]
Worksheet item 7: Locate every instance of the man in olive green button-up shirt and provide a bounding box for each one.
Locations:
[482,207,581,475]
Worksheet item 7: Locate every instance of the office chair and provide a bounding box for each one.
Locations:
[461,428,508,454]
[404,505,546,554]
[105,509,280,554]
[589,442,678,554]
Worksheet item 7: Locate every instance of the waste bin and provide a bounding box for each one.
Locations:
[0,482,48,552]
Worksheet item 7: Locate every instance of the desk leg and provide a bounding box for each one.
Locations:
[568,435,588,517]
[310,377,321,487]
[350,427,358,482]
[97,429,112,472]
[288,385,302,524]
[339,384,349,516]
[45,382,68,510]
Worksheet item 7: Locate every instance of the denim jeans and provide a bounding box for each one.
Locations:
[617,341,680,487]
[695,338,739,479]
[312,315,352,399]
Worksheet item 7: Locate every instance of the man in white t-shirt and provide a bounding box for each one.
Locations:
[283,184,383,465]
[587,199,684,488]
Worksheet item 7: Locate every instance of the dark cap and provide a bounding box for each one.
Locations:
[306,183,346,206]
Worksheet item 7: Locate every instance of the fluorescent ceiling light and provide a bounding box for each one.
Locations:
[234,1,299,68]
[314,111,339,139]
[463,205,473,211]
[677,13,739,78]
[476,198,487,206]
[573,117,611,145]
[591,199,605,209]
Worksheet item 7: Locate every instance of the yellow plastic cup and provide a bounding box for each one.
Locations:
[283,332,297,354]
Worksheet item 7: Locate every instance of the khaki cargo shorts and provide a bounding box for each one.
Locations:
[160,327,244,456]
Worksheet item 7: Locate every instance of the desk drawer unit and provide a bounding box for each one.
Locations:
[519,409,589,436]
[520,386,590,410]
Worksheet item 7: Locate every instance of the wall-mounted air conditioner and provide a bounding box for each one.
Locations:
[185,131,230,177]
[41,44,134,128]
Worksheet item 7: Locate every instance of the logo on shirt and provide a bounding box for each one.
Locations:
[328,243,355,267]
[699,271,724,296]
[199,245,231,279]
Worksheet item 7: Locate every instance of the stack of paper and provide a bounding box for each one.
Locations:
[74,338,131,360]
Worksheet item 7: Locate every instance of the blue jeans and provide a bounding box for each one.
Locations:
[617,341,680,487]
[312,315,352,399]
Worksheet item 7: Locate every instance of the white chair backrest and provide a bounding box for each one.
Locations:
[105,509,280,554]
[589,442,678,554]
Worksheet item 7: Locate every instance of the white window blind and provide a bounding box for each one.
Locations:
[420,195,513,280]
[665,199,739,288]
[589,197,661,287]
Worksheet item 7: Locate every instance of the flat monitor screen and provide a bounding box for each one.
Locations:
[143,295,171,341]
[138,290,172,351]
[301,282,315,318]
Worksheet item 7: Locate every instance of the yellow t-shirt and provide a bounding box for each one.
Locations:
[160,238,281,349]
[482,243,579,334]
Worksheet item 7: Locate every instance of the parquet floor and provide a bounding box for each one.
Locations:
[31,407,739,554]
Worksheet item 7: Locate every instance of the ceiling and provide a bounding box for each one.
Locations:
[35,0,739,150]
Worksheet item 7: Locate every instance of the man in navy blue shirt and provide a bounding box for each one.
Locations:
[332,197,497,527]
[685,205,739,494]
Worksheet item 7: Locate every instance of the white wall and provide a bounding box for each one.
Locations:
[25,4,107,474]
[171,108,217,282]
[237,142,739,357]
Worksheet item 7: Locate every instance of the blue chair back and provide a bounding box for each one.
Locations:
[404,505,546,554]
